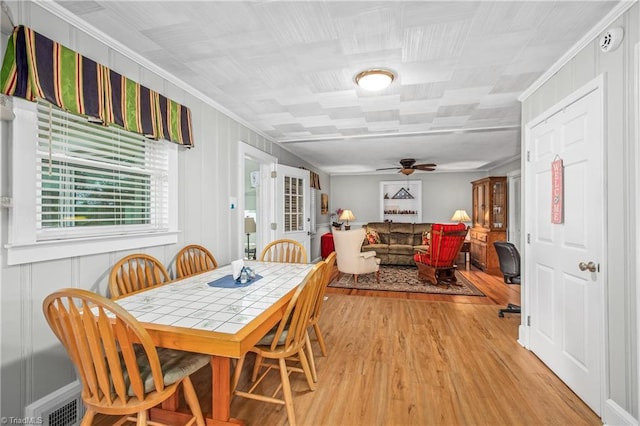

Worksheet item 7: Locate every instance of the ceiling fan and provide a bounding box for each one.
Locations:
[376,158,437,175]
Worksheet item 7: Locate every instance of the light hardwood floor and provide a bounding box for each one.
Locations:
[96,264,600,425]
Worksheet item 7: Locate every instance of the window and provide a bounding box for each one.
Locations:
[7,98,178,265]
[283,175,304,232]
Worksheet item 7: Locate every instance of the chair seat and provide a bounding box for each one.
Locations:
[256,325,288,347]
[362,244,388,254]
[388,244,415,255]
[129,345,210,395]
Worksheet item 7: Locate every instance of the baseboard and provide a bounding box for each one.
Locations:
[603,399,637,426]
[518,324,529,349]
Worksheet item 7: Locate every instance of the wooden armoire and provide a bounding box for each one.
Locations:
[470,176,507,276]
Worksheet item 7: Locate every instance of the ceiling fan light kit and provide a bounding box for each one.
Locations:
[355,69,395,91]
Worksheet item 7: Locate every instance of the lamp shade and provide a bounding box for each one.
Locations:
[244,217,256,233]
[339,209,356,222]
[451,209,471,222]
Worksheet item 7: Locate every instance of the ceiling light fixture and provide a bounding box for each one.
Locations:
[355,69,395,91]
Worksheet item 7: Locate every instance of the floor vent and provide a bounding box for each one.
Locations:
[24,381,85,426]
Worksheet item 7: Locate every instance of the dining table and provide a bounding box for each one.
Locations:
[114,260,315,425]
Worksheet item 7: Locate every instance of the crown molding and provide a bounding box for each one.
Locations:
[278,124,520,144]
[519,0,637,102]
[33,0,275,143]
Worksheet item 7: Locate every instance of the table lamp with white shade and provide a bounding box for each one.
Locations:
[451,209,471,223]
[244,217,256,259]
[339,209,356,230]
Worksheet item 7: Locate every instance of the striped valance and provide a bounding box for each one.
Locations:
[1,25,193,147]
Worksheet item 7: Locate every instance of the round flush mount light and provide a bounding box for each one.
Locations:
[355,69,395,91]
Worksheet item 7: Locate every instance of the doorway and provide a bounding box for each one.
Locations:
[238,143,276,261]
[524,75,605,415]
[507,170,521,252]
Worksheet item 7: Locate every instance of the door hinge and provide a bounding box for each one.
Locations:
[0,196,12,208]
[527,233,530,244]
[527,315,531,326]
[271,171,277,178]
[270,223,277,230]
[527,151,530,162]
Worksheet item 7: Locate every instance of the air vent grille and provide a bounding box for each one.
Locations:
[24,381,85,426]
[47,399,79,426]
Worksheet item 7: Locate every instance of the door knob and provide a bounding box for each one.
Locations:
[578,261,597,272]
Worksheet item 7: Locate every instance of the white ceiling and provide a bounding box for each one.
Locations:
[54,0,620,175]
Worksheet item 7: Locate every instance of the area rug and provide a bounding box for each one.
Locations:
[329,265,485,296]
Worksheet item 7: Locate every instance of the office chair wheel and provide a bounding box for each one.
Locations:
[498,303,521,317]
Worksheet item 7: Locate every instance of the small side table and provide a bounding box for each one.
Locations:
[458,241,471,265]
[321,232,335,259]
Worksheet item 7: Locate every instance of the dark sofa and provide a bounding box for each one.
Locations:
[361,222,432,265]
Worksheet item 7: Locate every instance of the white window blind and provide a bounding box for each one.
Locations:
[35,100,169,240]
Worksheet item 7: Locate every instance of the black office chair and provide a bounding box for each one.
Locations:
[494,241,521,317]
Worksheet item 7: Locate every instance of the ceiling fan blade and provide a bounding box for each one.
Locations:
[414,163,436,169]
[376,167,401,171]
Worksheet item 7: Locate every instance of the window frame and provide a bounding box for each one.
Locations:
[6,98,178,265]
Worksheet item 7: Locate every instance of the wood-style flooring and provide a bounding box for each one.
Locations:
[95,263,600,425]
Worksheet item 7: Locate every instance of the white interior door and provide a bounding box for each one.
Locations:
[508,171,522,252]
[525,78,604,414]
[275,164,311,258]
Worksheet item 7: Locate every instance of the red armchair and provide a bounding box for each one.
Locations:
[413,223,469,285]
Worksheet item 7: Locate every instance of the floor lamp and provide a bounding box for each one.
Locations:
[245,217,256,259]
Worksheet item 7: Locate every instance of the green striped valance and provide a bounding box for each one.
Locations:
[1,25,193,147]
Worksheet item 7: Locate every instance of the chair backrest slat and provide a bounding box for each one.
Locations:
[310,252,336,324]
[83,304,114,404]
[99,311,128,402]
[269,262,325,352]
[43,289,167,409]
[176,244,218,278]
[109,254,170,298]
[260,239,308,264]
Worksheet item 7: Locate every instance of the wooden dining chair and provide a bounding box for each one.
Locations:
[304,251,337,382]
[43,288,208,425]
[260,239,308,264]
[109,253,171,298]
[175,244,218,278]
[232,261,326,426]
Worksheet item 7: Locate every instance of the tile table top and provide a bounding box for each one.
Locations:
[115,260,314,335]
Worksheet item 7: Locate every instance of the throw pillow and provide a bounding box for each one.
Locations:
[366,230,381,245]
[421,231,431,246]
[414,252,429,264]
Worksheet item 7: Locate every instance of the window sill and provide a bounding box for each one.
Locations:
[6,231,179,265]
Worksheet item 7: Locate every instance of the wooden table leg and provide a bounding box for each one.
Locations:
[211,356,231,421]
[151,356,243,426]
[209,356,244,425]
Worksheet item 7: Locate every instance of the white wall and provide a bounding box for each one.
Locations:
[330,171,486,227]
[0,1,328,414]
[520,5,638,423]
